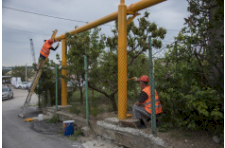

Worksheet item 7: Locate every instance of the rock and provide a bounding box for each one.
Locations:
[81,126,90,136]
[185,139,188,143]
[213,136,220,144]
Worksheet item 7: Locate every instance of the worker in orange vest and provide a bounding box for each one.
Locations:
[36,39,59,71]
[132,75,163,128]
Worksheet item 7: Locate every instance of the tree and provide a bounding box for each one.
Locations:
[88,11,167,111]
[34,57,62,106]
[11,66,34,81]
[66,27,105,105]
[153,0,224,135]
[183,0,224,106]
[154,41,223,133]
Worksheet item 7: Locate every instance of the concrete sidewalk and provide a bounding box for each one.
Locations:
[43,106,169,148]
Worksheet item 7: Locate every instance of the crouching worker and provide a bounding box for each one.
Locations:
[36,39,59,71]
[132,75,163,128]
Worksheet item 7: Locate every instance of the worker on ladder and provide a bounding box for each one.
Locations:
[36,39,59,71]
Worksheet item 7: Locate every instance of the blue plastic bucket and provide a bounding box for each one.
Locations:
[63,120,75,136]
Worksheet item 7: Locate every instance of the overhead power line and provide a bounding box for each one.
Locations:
[2,6,114,27]
[3,26,50,36]
[3,6,88,23]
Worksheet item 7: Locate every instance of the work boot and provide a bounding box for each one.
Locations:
[137,124,147,129]
[137,119,147,129]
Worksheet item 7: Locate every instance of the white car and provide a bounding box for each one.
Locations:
[15,81,29,89]
[2,86,14,100]
[14,82,24,89]
[25,82,32,89]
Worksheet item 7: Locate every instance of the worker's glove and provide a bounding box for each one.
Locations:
[131,77,138,81]
[56,43,59,47]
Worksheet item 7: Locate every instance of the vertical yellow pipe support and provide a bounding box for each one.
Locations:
[61,39,67,106]
[118,0,127,120]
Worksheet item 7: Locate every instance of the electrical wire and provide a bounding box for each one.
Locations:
[2,6,114,27]
[3,26,50,36]
[3,6,88,23]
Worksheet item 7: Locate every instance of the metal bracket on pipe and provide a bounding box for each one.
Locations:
[51,29,58,40]
[127,12,140,25]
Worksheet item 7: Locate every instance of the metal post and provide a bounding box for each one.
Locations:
[149,36,157,136]
[25,64,27,81]
[47,89,51,107]
[118,0,127,120]
[38,81,40,109]
[84,55,89,126]
[55,64,58,111]
[61,39,67,106]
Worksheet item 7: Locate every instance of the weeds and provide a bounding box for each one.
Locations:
[47,114,59,123]
[68,130,83,141]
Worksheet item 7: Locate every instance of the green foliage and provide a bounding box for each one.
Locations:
[11,66,34,81]
[88,11,166,111]
[66,27,105,105]
[70,105,82,115]
[2,69,10,75]
[91,107,99,117]
[34,58,62,106]
[183,0,224,105]
[154,1,224,136]
[69,130,83,141]
[47,114,59,123]
[155,38,223,134]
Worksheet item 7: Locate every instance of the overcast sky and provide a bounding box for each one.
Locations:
[2,0,189,67]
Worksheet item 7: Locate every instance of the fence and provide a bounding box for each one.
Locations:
[63,36,177,137]
[50,34,223,140]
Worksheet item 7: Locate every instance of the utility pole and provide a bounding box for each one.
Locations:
[25,64,27,81]
[30,39,36,65]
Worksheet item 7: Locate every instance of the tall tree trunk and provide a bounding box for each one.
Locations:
[79,87,83,105]
[208,1,224,106]
[109,95,117,111]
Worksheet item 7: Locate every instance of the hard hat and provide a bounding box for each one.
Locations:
[48,39,54,44]
[137,75,149,82]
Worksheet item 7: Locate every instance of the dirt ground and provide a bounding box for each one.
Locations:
[143,128,222,148]
[30,120,123,148]
[19,88,222,148]
[29,106,223,148]
[86,112,223,148]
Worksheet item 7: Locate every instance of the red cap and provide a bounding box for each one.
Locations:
[137,75,149,82]
[48,39,54,45]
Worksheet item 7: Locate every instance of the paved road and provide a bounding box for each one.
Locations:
[2,88,84,148]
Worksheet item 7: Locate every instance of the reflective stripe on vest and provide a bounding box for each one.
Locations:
[148,104,162,109]
[141,86,163,114]
[40,41,52,57]
[144,99,160,106]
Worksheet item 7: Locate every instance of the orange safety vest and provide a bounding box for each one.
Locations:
[40,41,52,57]
[141,86,163,114]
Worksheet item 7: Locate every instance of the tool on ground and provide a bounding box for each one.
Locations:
[24,118,34,122]
[127,114,132,119]
[18,30,58,118]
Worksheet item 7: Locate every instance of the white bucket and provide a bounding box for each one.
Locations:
[38,114,44,121]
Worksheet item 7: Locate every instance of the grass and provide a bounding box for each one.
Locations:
[47,114,59,123]
[69,90,115,116]
[68,130,83,141]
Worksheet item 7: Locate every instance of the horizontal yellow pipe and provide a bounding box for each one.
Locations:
[54,0,165,41]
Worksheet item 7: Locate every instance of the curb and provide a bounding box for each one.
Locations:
[45,108,168,148]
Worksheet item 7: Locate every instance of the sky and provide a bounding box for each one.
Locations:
[2,0,189,67]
